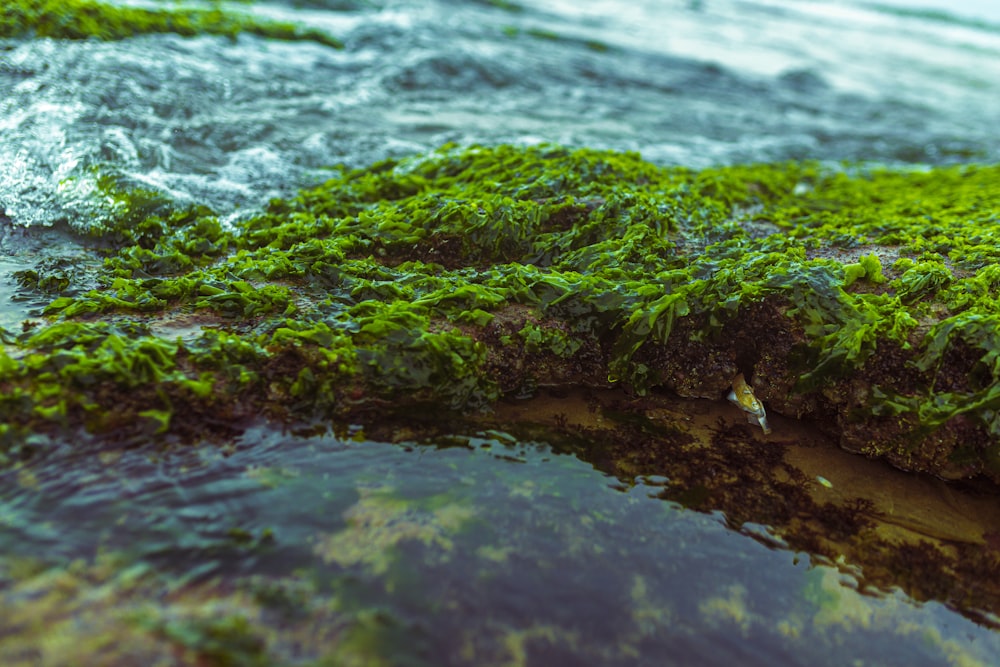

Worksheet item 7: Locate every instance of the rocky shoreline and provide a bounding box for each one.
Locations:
[3,144,999,486]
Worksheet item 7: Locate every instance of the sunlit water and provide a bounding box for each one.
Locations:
[2,0,1000,663]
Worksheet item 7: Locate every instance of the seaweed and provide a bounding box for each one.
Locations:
[3,143,1000,481]
[0,0,344,48]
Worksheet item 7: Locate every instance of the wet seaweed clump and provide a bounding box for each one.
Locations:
[3,143,1000,484]
[0,0,344,48]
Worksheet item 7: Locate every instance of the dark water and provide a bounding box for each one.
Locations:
[2,425,997,665]
[2,0,1000,663]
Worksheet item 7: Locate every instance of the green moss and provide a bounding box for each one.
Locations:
[525,27,560,41]
[0,554,361,666]
[518,322,582,358]
[5,143,1000,479]
[501,25,610,52]
[0,0,343,48]
[480,0,524,11]
[842,253,885,287]
[147,613,270,667]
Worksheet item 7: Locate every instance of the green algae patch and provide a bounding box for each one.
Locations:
[5,144,1000,483]
[0,554,386,667]
[313,485,478,576]
[0,0,344,48]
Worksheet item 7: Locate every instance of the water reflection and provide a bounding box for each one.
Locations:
[1,409,998,665]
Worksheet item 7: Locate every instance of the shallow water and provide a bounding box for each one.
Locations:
[2,0,1000,663]
[2,415,998,665]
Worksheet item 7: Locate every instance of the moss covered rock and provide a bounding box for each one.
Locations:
[0,0,343,47]
[3,144,1000,481]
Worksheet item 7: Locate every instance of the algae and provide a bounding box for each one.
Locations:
[312,485,477,575]
[0,553,373,667]
[0,0,344,48]
[4,143,1000,483]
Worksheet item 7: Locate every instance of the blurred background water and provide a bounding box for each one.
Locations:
[1,0,998,230]
[872,0,1000,22]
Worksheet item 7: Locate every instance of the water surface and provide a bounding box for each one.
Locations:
[3,416,998,665]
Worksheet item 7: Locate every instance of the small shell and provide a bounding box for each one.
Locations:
[727,373,772,434]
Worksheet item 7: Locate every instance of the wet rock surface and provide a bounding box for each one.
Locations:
[4,144,1000,483]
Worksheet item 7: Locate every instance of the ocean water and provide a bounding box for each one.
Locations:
[870,0,1000,22]
[2,1,1000,664]
[1,0,998,231]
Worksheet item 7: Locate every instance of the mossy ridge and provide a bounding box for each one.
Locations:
[5,144,1000,481]
[0,0,344,48]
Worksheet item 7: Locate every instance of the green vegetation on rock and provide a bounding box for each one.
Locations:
[0,0,344,48]
[3,143,1000,482]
